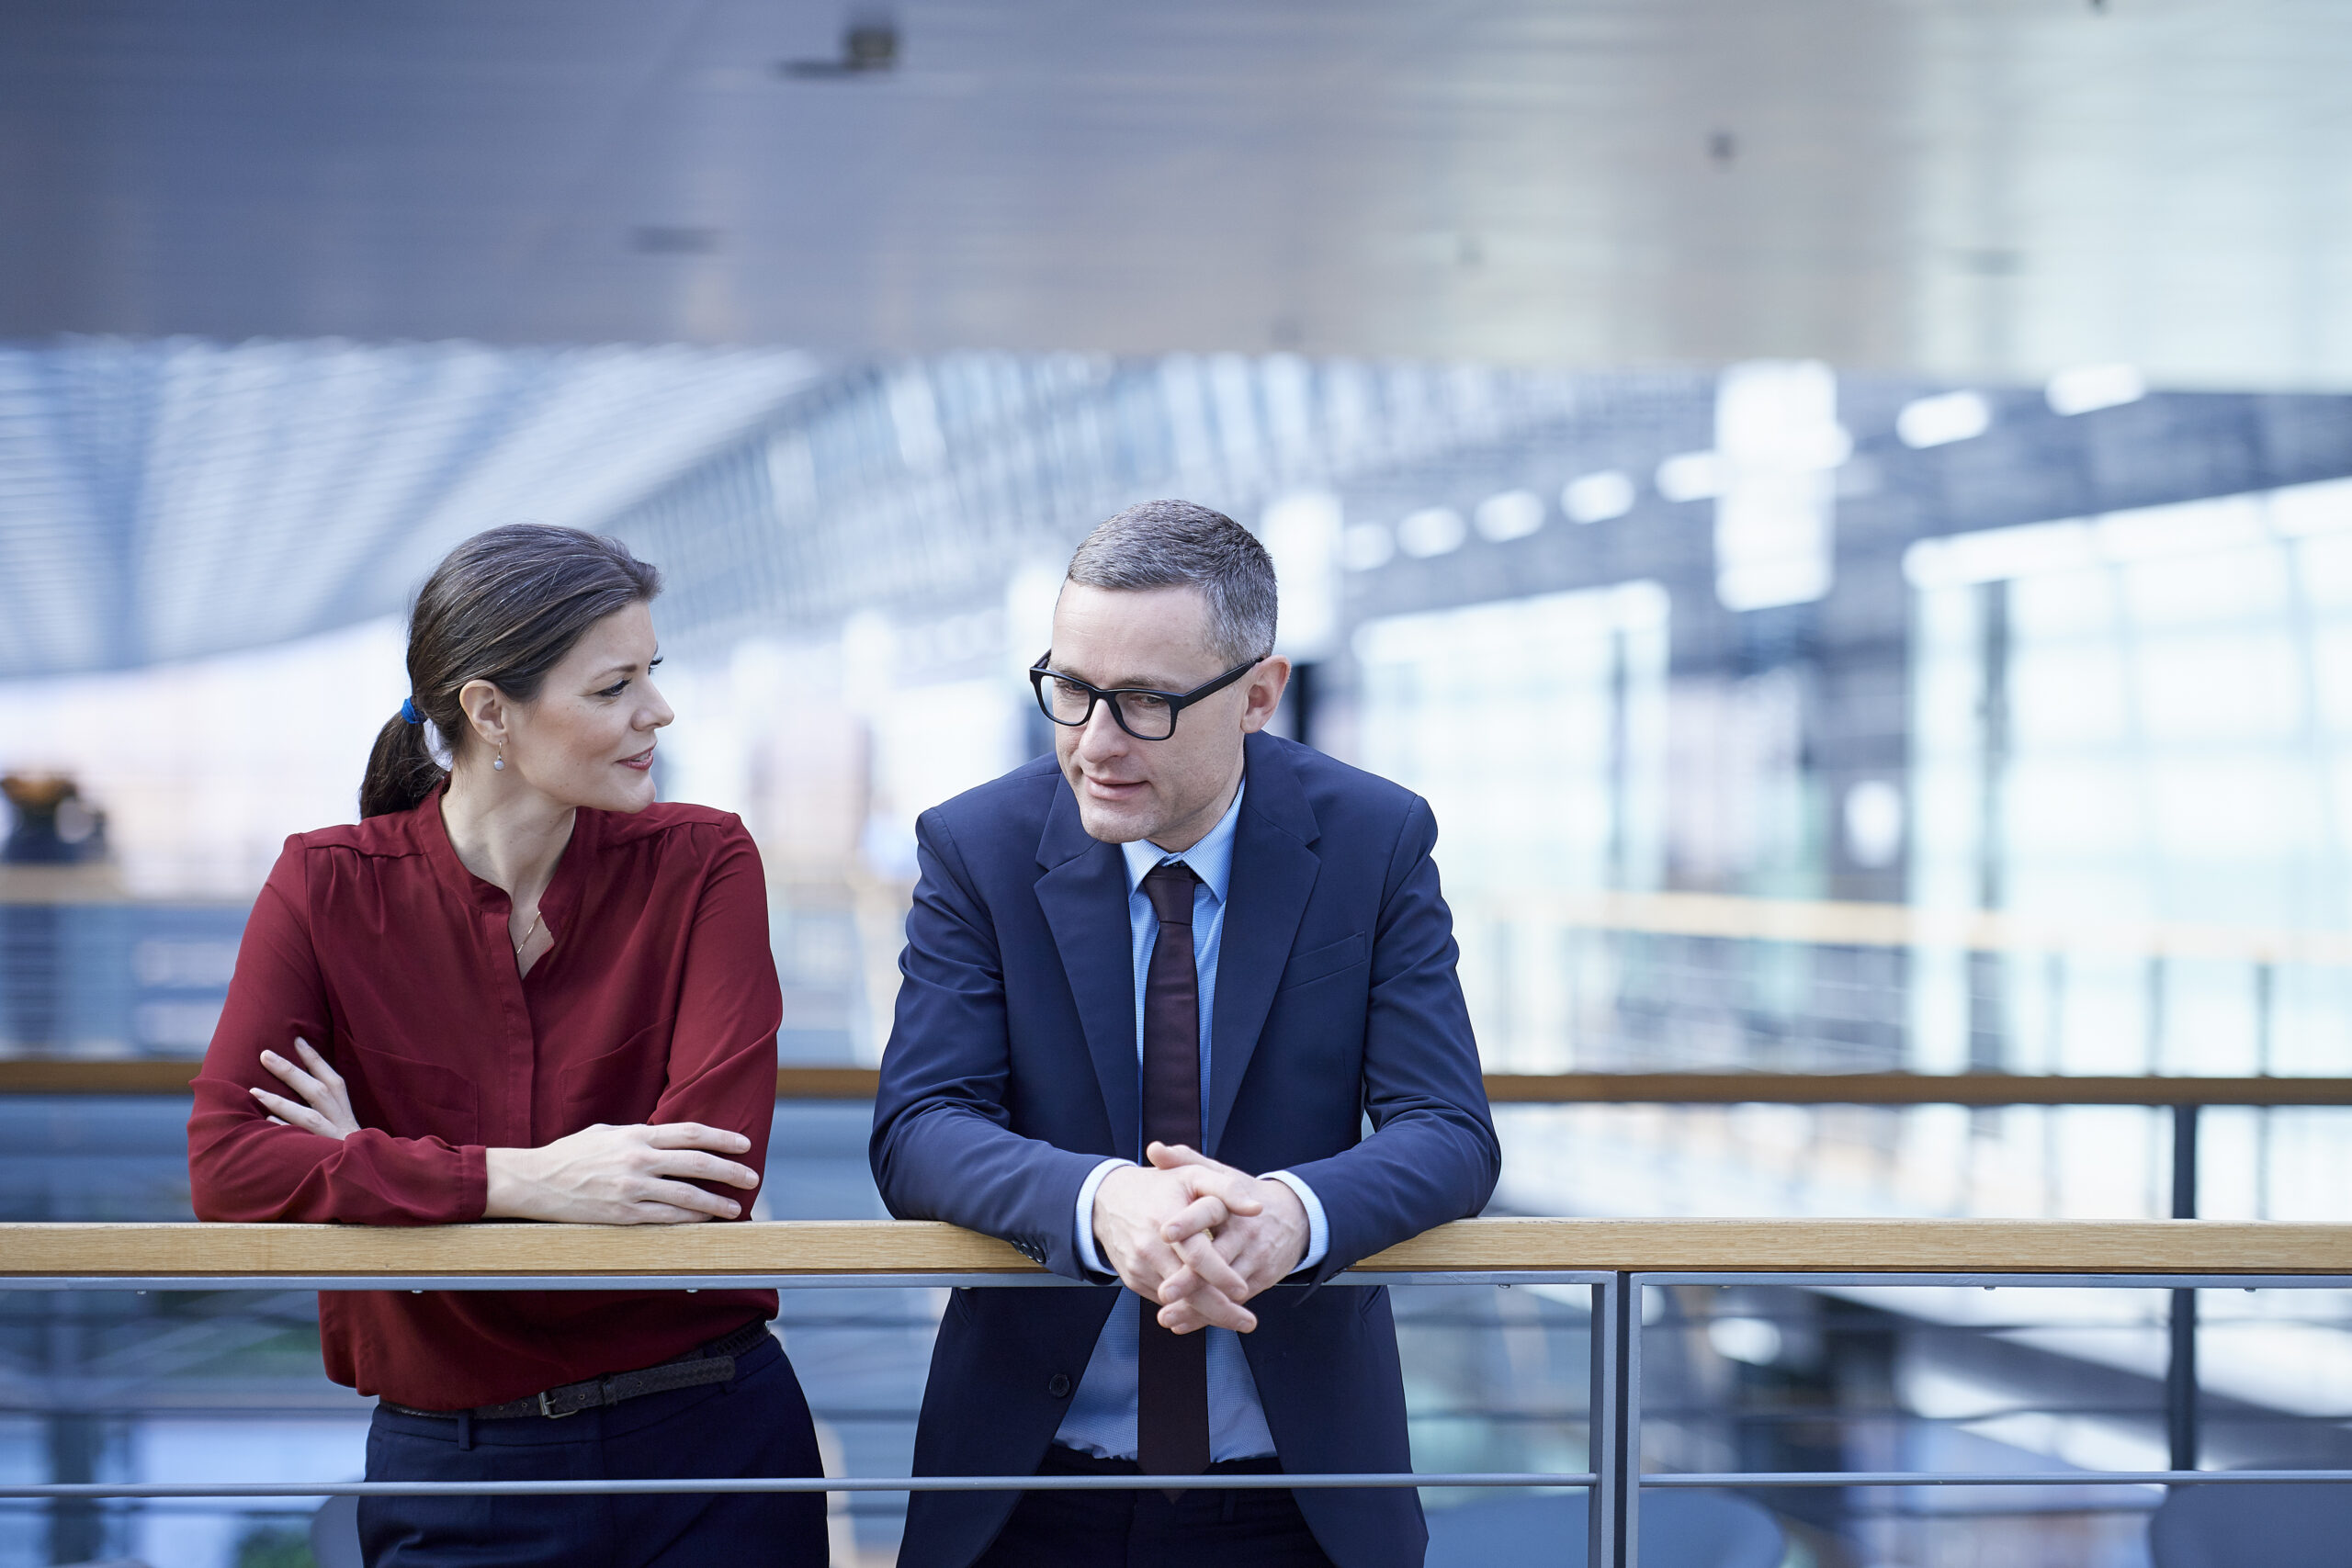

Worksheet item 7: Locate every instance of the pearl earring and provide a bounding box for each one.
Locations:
[493,743,505,773]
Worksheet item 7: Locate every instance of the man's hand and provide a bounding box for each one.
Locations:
[1148,1144,1310,1335]
[1090,1142,1311,1334]
[1090,1147,1263,1332]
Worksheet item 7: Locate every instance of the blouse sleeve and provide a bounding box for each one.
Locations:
[646,820,784,1209]
[187,841,487,1225]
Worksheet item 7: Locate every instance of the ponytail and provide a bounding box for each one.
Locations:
[357,525,662,819]
[359,710,447,819]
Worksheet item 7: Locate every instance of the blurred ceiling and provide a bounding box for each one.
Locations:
[0,338,821,675]
[4,1,2349,388]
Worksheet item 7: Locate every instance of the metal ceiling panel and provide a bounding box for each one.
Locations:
[3,2,2349,386]
[0,335,823,678]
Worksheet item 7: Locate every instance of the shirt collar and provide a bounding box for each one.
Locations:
[1121,778,1245,905]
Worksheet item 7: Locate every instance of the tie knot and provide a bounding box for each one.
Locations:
[1141,860,1199,924]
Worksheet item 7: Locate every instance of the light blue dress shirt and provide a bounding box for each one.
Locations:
[1055,780,1332,1461]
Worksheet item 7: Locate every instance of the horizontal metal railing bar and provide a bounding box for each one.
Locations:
[11,1470,2352,1501]
[0,1272,1622,1292]
[1414,1407,2090,1427]
[1636,1271,2352,1289]
[30,1403,2327,1431]
[10,1219,2352,1280]
[1435,1405,2352,1425]
[1479,1073,2352,1107]
[1852,1503,2168,1517]
[13,1060,2352,1106]
[0,1472,1596,1499]
[1642,1470,2352,1488]
[0,1275,1086,1292]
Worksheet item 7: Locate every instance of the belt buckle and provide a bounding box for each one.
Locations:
[537,1389,577,1420]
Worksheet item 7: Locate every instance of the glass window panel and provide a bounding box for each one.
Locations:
[2001,758,2146,856]
[2146,754,2318,862]
[2307,625,2352,730]
[2133,631,2303,742]
[2008,644,2132,748]
[2291,531,2352,609]
[2006,566,2119,640]
[2121,545,2288,627]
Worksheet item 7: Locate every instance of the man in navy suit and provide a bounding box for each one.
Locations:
[871,500,1498,1568]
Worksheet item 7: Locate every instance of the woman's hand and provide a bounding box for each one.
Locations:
[252,1039,361,1141]
[483,1122,760,1224]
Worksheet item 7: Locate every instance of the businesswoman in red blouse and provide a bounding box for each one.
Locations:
[187,525,825,1567]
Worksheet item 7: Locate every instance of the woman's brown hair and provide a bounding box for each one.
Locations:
[360,525,662,818]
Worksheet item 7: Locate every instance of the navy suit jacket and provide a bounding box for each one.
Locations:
[870,731,1499,1568]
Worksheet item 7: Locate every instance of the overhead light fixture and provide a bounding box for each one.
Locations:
[2046,364,2145,416]
[1472,490,1545,543]
[1341,523,1396,572]
[1656,451,1725,503]
[1844,781,1905,870]
[1707,1315,1781,1366]
[1561,470,1635,524]
[1712,359,1843,611]
[1395,507,1467,558]
[777,16,899,77]
[1260,491,1344,658]
[1895,390,1992,449]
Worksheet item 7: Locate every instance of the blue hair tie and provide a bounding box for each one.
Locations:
[400,697,424,726]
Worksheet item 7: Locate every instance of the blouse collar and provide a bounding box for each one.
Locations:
[414,781,591,941]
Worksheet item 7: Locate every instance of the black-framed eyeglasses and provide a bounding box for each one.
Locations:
[1028,650,1261,741]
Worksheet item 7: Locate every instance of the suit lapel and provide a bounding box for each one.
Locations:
[1035,783,1143,1160]
[1205,734,1322,1156]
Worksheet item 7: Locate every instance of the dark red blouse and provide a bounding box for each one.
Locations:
[187,788,783,1410]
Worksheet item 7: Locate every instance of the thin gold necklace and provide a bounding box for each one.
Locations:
[512,908,546,957]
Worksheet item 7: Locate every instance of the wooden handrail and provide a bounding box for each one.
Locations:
[10,1060,2352,1106]
[1494,890,2352,967]
[1,1060,214,1094]
[4,1217,2349,1278]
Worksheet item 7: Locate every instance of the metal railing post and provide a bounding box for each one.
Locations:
[2168,1101,2200,1472]
[1589,1272,1638,1568]
[2256,959,2276,1222]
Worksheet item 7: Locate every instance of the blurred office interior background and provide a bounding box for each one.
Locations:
[6,4,2352,1566]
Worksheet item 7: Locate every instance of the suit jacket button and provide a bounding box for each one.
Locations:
[1048,1373,1072,1399]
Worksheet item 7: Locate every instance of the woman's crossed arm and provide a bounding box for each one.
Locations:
[254,1040,760,1224]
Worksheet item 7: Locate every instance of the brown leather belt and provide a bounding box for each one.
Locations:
[381,1318,773,1422]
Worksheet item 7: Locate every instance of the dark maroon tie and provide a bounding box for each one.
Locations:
[1137,860,1210,1481]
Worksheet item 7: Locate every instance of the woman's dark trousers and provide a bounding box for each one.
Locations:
[359,1334,827,1567]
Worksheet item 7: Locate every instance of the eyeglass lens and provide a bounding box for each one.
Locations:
[1038,676,1178,739]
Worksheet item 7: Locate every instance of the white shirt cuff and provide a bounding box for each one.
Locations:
[1261,1169,1329,1272]
[1072,1157,1129,1277]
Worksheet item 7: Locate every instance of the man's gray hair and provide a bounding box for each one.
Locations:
[1065,500,1278,667]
